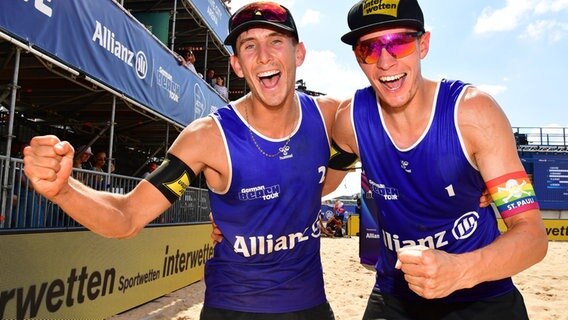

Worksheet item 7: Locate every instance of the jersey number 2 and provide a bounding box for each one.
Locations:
[318,166,326,184]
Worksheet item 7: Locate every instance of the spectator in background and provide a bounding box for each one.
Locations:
[318,210,334,237]
[205,68,216,86]
[73,145,93,170]
[142,161,158,179]
[213,75,229,100]
[333,200,346,222]
[182,49,198,74]
[92,151,107,173]
[325,213,344,238]
[92,151,108,190]
[72,145,93,185]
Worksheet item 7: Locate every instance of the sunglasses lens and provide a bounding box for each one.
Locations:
[355,32,422,64]
[355,41,381,64]
[231,3,288,30]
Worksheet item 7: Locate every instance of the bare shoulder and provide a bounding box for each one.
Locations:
[335,98,354,128]
[458,86,521,178]
[172,117,220,148]
[314,96,342,139]
[332,98,357,154]
[169,116,225,173]
[459,86,509,129]
[315,95,342,107]
[315,95,341,117]
[337,98,353,114]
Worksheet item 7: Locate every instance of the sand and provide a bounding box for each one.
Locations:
[109,238,568,320]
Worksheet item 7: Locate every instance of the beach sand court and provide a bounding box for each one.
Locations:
[109,238,568,320]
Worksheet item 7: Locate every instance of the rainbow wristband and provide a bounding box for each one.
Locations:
[486,171,539,218]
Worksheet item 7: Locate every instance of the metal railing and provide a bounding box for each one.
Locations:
[512,127,568,153]
[0,155,211,232]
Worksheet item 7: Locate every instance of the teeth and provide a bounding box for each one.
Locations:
[380,73,404,82]
[258,70,279,78]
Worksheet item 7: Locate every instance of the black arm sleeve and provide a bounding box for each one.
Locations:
[145,153,197,203]
[328,140,358,171]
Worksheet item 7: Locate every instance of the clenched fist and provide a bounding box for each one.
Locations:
[23,135,75,201]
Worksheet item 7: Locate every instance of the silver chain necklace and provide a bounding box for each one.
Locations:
[244,101,295,158]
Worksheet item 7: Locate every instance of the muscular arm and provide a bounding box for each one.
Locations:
[455,87,547,287]
[398,88,548,299]
[23,117,223,239]
[315,95,342,139]
[332,98,358,155]
[321,99,358,196]
[315,96,352,196]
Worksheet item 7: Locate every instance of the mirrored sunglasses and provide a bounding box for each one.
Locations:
[230,2,288,30]
[354,31,424,64]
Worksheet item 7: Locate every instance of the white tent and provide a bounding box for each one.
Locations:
[322,169,361,201]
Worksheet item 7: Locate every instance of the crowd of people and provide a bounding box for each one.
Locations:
[20,1,548,319]
[177,49,229,101]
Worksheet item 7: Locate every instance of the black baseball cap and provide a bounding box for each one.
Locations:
[224,2,299,48]
[341,0,425,45]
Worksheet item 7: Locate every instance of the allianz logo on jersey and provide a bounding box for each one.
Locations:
[380,211,480,252]
[234,215,321,257]
[92,21,148,80]
[368,179,399,200]
[238,184,281,201]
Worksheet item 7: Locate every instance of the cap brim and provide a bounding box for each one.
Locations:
[341,20,424,45]
[224,21,297,47]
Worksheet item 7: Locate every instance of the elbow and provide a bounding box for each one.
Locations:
[523,222,549,266]
[115,226,142,239]
[98,229,139,240]
[98,221,142,239]
[535,229,549,263]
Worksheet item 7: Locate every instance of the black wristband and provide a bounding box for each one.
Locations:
[145,153,197,203]
[329,140,358,171]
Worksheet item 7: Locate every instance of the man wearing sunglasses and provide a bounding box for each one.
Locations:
[327,0,548,319]
[23,1,340,319]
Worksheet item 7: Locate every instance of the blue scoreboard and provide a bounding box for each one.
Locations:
[533,156,568,210]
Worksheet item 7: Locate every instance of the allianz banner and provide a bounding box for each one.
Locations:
[0,0,225,125]
[187,0,232,52]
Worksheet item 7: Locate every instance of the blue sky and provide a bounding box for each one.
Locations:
[229,0,568,128]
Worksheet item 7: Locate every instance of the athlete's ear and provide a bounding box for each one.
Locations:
[230,55,244,78]
[418,31,430,60]
[295,42,306,67]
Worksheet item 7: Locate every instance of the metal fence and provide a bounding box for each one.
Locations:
[513,127,568,153]
[0,155,211,232]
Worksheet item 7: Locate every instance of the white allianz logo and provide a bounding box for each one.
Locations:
[92,21,148,80]
[452,211,479,240]
[380,212,481,252]
[233,216,321,257]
